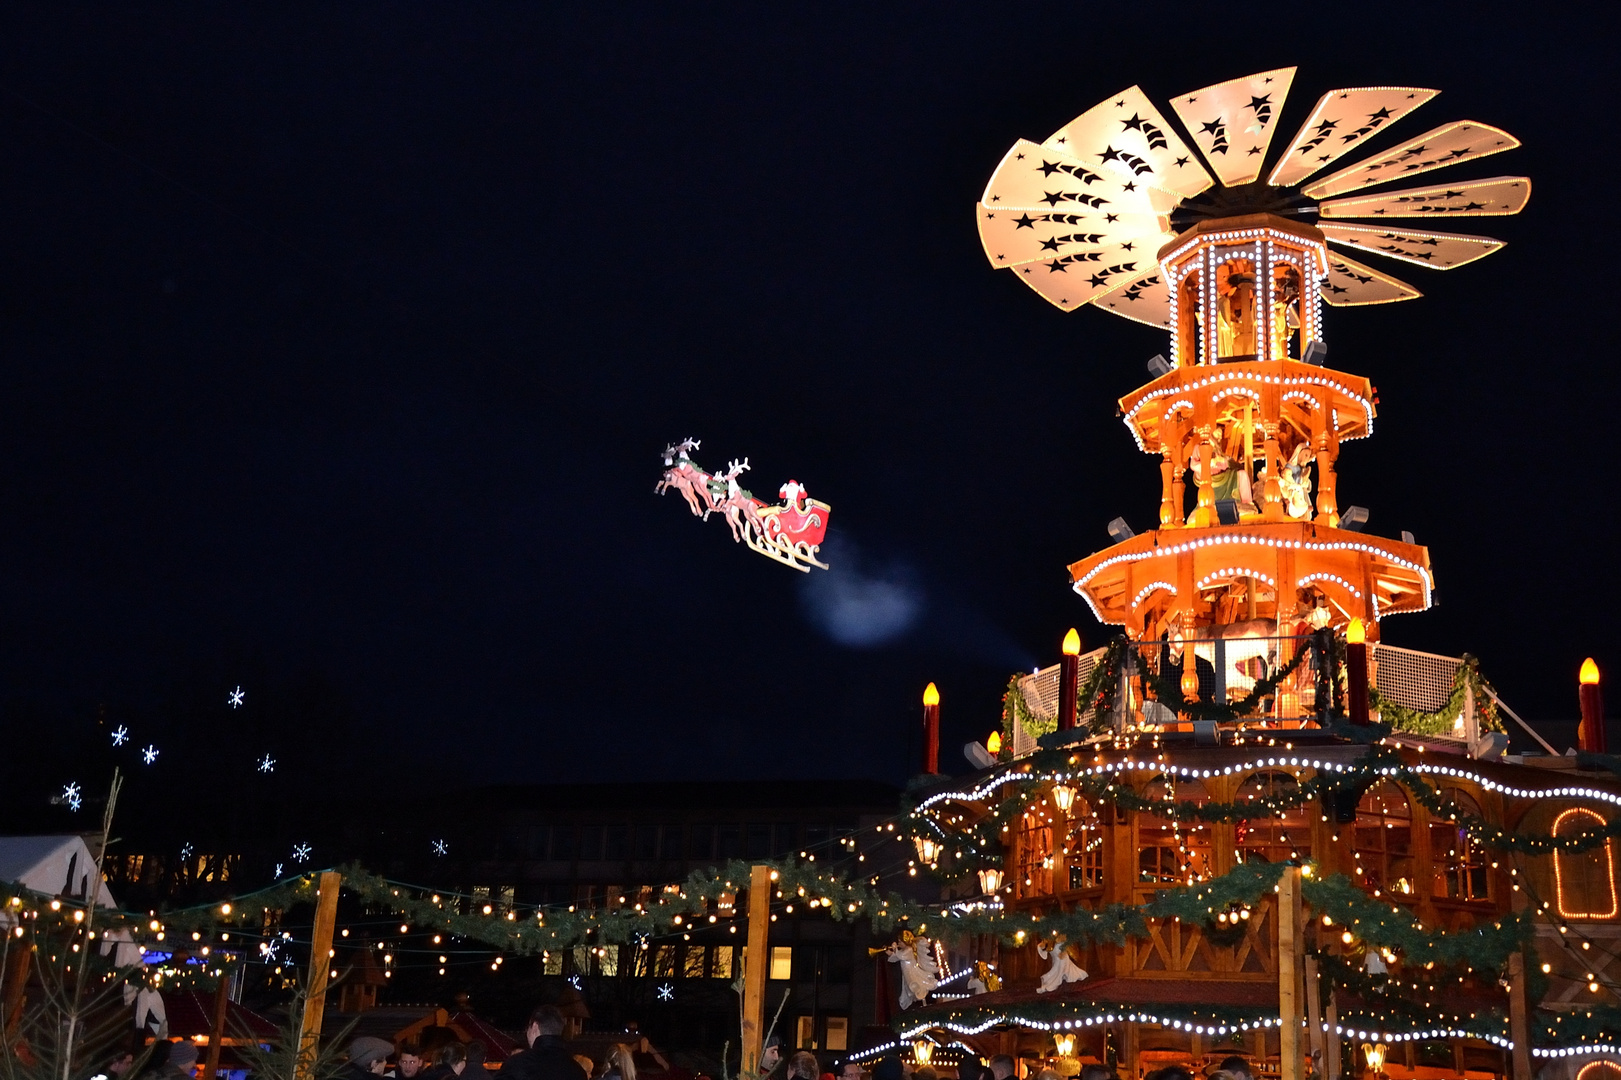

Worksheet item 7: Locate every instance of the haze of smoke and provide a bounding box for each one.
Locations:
[797,532,922,647]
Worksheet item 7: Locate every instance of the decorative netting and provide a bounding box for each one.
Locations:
[1371,643,1463,714]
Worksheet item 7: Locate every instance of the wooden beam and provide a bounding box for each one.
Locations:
[1278,867,1303,1080]
[1508,951,1532,1080]
[1304,955,1324,1076]
[297,871,342,1080]
[740,865,772,1078]
[1324,993,1340,1080]
[200,977,230,1080]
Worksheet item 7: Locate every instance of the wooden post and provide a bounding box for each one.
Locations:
[1278,867,1303,1080]
[1324,993,1340,1080]
[1304,955,1325,1074]
[740,865,773,1077]
[1508,947,1533,1080]
[297,871,342,1080]
[199,976,231,1080]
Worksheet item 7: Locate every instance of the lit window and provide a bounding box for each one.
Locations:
[1016,811,1054,897]
[654,945,676,977]
[1236,772,1310,865]
[1556,808,1618,919]
[543,951,562,976]
[1138,777,1211,885]
[599,945,619,976]
[1353,781,1414,896]
[683,946,706,978]
[769,946,792,980]
[1429,790,1490,902]
[712,945,734,979]
[1064,797,1104,891]
[824,1018,848,1051]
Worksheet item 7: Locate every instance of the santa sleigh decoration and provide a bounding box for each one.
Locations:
[655,438,831,572]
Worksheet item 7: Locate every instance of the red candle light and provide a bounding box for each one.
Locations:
[1346,617,1370,725]
[1058,628,1081,731]
[921,682,940,774]
[1579,659,1605,753]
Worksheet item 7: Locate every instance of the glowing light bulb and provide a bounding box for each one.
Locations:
[1062,629,1081,656]
[922,683,940,707]
[1347,618,1365,645]
[1581,658,1601,686]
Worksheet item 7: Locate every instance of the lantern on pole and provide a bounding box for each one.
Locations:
[1051,784,1076,814]
[921,682,941,774]
[1059,628,1081,731]
[977,867,1003,895]
[1579,659,1605,753]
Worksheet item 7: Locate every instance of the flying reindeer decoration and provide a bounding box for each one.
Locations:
[655,439,831,572]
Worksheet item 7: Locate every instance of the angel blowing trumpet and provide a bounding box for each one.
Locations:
[655,437,831,572]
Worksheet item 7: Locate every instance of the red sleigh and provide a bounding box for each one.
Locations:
[749,480,831,573]
[656,440,831,572]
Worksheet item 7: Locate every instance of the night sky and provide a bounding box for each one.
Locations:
[0,5,1613,802]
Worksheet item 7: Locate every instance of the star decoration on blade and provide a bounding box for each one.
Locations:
[432,840,448,856]
[228,686,246,708]
[61,782,82,811]
[110,725,129,747]
[141,745,159,765]
[291,843,312,863]
[656,983,674,1001]
[257,754,275,774]
[975,69,1525,322]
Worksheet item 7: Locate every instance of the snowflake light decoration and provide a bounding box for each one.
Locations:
[141,745,159,765]
[291,843,312,863]
[110,725,129,747]
[180,843,194,860]
[656,983,674,1001]
[257,754,276,774]
[432,839,448,856]
[228,686,246,708]
[61,782,82,811]
[259,939,280,960]
[568,975,582,990]
[273,863,284,879]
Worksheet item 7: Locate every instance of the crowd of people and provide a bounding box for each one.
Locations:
[99,1003,1260,1080]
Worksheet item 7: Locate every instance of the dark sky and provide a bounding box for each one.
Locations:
[0,4,1613,796]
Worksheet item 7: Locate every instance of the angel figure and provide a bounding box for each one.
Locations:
[1278,442,1315,520]
[966,960,1001,995]
[1035,936,1088,993]
[885,928,940,1009]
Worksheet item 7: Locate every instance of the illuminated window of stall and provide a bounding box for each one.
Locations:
[1064,796,1105,891]
[1138,777,1212,886]
[1430,789,1491,902]
[1353,781,1414,897]
[1015,806,1054,898]
[1235,771,1311,865]
[1555,808,1618,920]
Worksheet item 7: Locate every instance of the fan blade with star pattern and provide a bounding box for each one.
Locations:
[1042,86,1214,200]
[1319,223,1505,270]
[1304,121,1520,198]
[1318,175,1530,219]
[1006,254,1148,313]
[1169,67,1297,187]
[981,139,1182,215]
[977,204,1170,269]
[1267,87,1438,188]
[1321,253,1422,306]
[1094,267,1172,329]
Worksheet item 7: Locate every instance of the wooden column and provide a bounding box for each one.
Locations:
[297,871,342,1080]
[1324,993,1340,1080]
[741,865,773,1077]
[200,977,230,1080]
[1508,873,1533,1080]
[1278,867,1304,1080]
[1304,955,1325,1074]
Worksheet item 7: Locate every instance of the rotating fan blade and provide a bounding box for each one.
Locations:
[982,140,1180,215]
[977,204,1170,269]
[1169,67,1296,187]
[1304,121,1520,198]
[1007,253,1149,313]
[1322,253,1422,307]
[1267,87,1438,188]
[1320,223,1505,270]
[1042,86,1214,200]
[1094,267,1172,329]
[1319,175,1530,219]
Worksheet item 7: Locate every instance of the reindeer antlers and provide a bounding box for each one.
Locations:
[726,456,751,475]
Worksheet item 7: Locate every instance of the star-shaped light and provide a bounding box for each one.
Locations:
[432,840,448,857]
[180,842,194,860]
[228,686,246,708]
[567,975,582,989]
[141,745,159,765]
[259,938,280,960]
[656,983,674,1001]
[62,782,82,811]
[292,843,311,863]
[257,754,276,774]
[273,863,284,879]
[111,725,129,747]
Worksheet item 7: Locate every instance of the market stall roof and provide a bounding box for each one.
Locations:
[0,835,117,907]
[158,990,278,1041]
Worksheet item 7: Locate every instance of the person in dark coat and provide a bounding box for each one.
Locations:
[420,1043,467,1080]
[340,1038,396,1080]
[499,1006,586,1080]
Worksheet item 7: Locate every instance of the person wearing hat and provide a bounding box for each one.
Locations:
[163,1042,200,1080]
[343,1038,397,1080]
